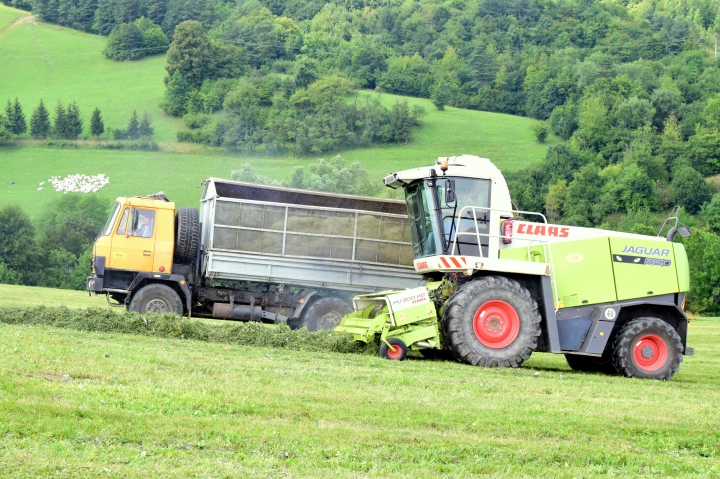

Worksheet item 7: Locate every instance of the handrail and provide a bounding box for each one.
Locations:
[447,205,559,311]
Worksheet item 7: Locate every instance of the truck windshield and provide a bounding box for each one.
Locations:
[405,178,491,258]
[100,202,121,236]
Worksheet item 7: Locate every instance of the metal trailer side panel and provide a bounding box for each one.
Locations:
[199,179,420,292]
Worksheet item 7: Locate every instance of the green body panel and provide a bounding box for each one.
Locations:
[674,243,690,293]
[335,284,443,350]
[609,237,679,300]
[499,238,617,308]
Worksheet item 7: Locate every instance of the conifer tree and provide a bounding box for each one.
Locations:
[138,111,154,138]
[53,100,68,139]
[65,102,84,138]
[90,107,105,137]
[126,110,140,139]
[30,99,52,139]
[8,98,27,136]
[93,0,117,35]
[4,101,12,134]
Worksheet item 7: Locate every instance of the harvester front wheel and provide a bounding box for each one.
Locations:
[299,297,352,332]
[612,317,682,380]
[380,338,407,361]
[443,276,541,368]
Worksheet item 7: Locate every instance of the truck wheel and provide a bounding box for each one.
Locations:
[612,317,683,380]
[174,207,199,264]
[128,284,184,315]
[443,276,541,368]
[565,353,617,374]
[380,338,407,361]
[299,297,352,332]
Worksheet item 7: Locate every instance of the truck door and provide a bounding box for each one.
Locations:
[109,207,157,272]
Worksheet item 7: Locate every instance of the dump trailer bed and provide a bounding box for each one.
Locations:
[199,178,422,293]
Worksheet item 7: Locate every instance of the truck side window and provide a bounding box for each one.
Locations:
[117,208,130,235]
[131,209,156,238]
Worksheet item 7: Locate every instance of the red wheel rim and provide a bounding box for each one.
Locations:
[472,300,520,349]
[387,343,403,359]
[633,334,668,371]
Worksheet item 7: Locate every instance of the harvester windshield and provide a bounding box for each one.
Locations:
[404,177,491,258]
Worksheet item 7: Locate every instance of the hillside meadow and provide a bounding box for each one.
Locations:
[0,4,560,221]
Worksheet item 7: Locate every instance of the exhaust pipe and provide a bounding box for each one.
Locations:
[212,303,288,324]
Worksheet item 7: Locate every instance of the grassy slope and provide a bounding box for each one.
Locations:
[0,4,561,221]
[0,5,183,142]
[0,317,717,478]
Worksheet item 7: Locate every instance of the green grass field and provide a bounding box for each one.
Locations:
[0,310,718,477]
[0,4,562,221]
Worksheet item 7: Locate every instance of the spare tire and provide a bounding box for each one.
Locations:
[174,207,199,264]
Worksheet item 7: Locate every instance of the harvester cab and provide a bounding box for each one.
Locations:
[336,155,692,380]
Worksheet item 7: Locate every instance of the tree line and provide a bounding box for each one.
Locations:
[0,196,111,290]
[0,98,155,141]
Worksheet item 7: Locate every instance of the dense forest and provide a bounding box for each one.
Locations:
[3,0,720,311]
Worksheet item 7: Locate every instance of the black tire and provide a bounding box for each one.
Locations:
[128,284,184,315]
[612,317,683,380]
[443,276,541,368]
[380,338,407,361]
[174,207,199,264]
[565,353,617,374]
[299,297,352,332]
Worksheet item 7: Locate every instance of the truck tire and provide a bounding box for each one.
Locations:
[174,207,199,264]
[443,276,541,368]
[299,297,352,332]
[565,353,617,374]
[128,284,184,315]
[612,317,683,380]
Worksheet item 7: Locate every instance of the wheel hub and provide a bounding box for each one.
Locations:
[318,312,341,330]
[633,334,668,371]
[472,300,520,349]
[146,298,169,313]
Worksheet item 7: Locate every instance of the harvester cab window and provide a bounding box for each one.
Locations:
[405,181,441,259]
[440,178,491,256]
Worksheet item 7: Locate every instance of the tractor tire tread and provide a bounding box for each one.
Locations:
[612,317,683,380]
[443,275,541,368]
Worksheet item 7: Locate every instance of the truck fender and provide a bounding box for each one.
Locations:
[125,273,193,318]
[292,290,319,320]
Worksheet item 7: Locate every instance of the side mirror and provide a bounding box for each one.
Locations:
[445,179,456,205]
[678,226,691,238]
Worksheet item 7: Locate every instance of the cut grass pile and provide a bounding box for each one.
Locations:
[0,314,718,478]
[0,306,369,354]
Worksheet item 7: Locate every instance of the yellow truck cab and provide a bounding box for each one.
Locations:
[94,196,176,274]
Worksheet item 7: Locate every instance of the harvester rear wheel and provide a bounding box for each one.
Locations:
[299,297,352,332]
[443,276,541,368]
[612,317,682,380]
[380,338,407,361]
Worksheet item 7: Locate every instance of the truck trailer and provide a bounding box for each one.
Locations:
[87,178,423,330]
[336,156,692,380]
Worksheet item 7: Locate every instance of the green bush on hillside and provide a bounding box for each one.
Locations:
[103,17,169,61]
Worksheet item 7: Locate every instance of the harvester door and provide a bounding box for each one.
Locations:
[109,207,157,272]
[609,238,678,301]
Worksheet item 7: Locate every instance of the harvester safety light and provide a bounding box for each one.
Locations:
[440,161,449,172]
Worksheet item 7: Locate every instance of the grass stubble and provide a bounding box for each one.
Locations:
[0,304,718,478]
